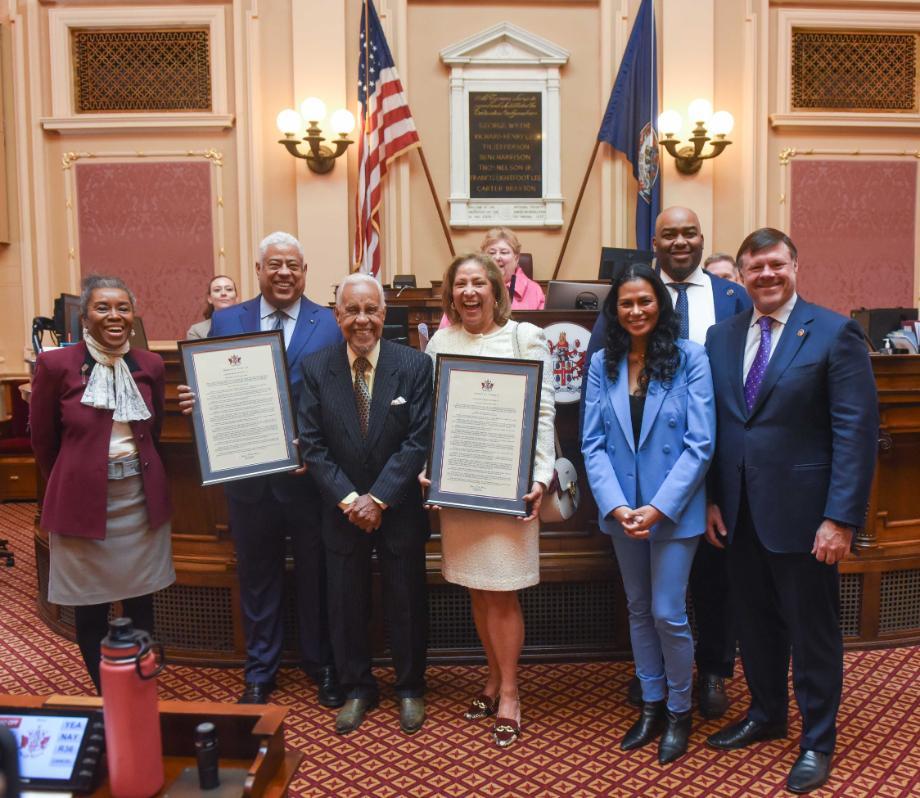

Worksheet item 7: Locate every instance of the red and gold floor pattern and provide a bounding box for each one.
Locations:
[1,502,918,797]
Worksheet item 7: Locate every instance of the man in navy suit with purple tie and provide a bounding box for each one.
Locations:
[583,207,751,717]
[704,228,878,793]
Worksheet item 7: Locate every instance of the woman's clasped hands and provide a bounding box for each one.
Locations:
[611,504,664,539]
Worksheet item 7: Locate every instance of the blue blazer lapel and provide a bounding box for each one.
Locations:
[638,380,667,449]
[329,344,365,451]
[286,297,320,366]
[711,277,741,322]
[728,309,752,416]
[365,341,398,451]
[748,299,813,419]
[609,356,636,453]
[238,297,261,333]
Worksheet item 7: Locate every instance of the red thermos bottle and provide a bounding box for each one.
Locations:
[100,617,166,798]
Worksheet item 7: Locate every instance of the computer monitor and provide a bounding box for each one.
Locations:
[598,247,654,281]
[53,293,82,343]
[545,281,613,312]
[382,305,410,347]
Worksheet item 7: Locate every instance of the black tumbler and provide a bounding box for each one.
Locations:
[194,722,220,790]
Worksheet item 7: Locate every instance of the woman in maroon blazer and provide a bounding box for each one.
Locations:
[30,275,173,692]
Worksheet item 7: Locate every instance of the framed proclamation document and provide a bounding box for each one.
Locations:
[426,354,542,516]
[179,331,299,486]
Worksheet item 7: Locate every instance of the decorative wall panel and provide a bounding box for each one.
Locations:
[74,161,216,341]
[792,31,917,113]
[789,160,916,316]
[72,29,212,113]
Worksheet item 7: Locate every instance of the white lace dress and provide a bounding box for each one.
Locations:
[426,321,556,590]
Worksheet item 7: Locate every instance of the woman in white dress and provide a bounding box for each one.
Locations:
[424,252,555,747]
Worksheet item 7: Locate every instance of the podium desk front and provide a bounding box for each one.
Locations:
[0,693,302,797]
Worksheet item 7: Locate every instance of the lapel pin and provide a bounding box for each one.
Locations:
[727,288,735,296]
[310,319,315,324]
[796,328,805,337]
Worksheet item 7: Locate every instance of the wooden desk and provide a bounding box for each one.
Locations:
[0,693,302,797]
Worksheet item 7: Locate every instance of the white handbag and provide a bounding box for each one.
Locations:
[510,322,581,523]
[539,430,581,523]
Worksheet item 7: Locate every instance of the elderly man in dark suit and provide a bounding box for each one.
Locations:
[298,273,433,735]
[180,232,344,707]
[582,206,751,717]
[704,228,878,793]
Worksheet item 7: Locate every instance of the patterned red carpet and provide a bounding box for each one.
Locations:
[1,502,919,797]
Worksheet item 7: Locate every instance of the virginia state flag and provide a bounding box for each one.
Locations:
[597,0,660,250]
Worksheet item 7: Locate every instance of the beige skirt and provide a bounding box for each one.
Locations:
[48,474,175,606]
[439,508,539,591]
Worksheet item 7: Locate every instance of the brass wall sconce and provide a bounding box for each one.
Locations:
[276,97,356,174]
[658,99,733,175]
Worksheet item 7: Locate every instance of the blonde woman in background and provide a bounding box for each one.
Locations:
[438,227,544,329]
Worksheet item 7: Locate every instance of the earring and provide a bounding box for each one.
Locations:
[131,329,136,337]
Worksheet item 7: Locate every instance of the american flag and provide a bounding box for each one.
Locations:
[354,0,420,276]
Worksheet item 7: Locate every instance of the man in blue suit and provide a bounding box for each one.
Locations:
[207,231,344,705]
[582,207,751,717]
[704,228,878,793]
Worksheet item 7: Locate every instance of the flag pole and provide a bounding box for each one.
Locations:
[551,140,600,280]
[415,147,455,257]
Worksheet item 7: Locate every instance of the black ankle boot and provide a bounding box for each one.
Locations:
[658,709,692,764]
[621,700,666,750]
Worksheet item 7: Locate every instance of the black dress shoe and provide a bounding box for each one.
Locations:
[626,675,643,708]
[658,709,692,764]
[621,700,665,750]
[787,750,832,794]
[706,717,787,750]
[313,666,345,708]
[238,681,275,704]
[697,673,729,719]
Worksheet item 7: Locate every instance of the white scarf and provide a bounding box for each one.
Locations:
[80,333,152,422]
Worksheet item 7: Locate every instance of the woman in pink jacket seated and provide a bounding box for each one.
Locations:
[438,227,544,329]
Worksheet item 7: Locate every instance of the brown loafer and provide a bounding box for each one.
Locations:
[492,717,522,748]
[464,694,498,721]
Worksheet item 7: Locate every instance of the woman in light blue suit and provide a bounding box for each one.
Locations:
[582,264,715,764]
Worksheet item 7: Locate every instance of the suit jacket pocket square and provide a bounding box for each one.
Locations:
[391,397,407,406]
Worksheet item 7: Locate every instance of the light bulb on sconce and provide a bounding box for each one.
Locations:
[276,109,303,137]
[709,111,734,137]
[687,98,713,126]
[659,99,733,175]
[330,109,357,137]
[300,97,327,124]
[276,97,353,174]
[657,109,683,139]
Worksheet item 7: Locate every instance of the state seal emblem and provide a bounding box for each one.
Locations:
[637,122,660,203]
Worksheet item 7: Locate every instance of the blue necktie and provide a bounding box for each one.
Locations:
[672,284,689,340]
[271,310,287,347]
[744,316,774,411]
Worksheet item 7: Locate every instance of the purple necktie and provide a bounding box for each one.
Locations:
[744,316,773,411]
